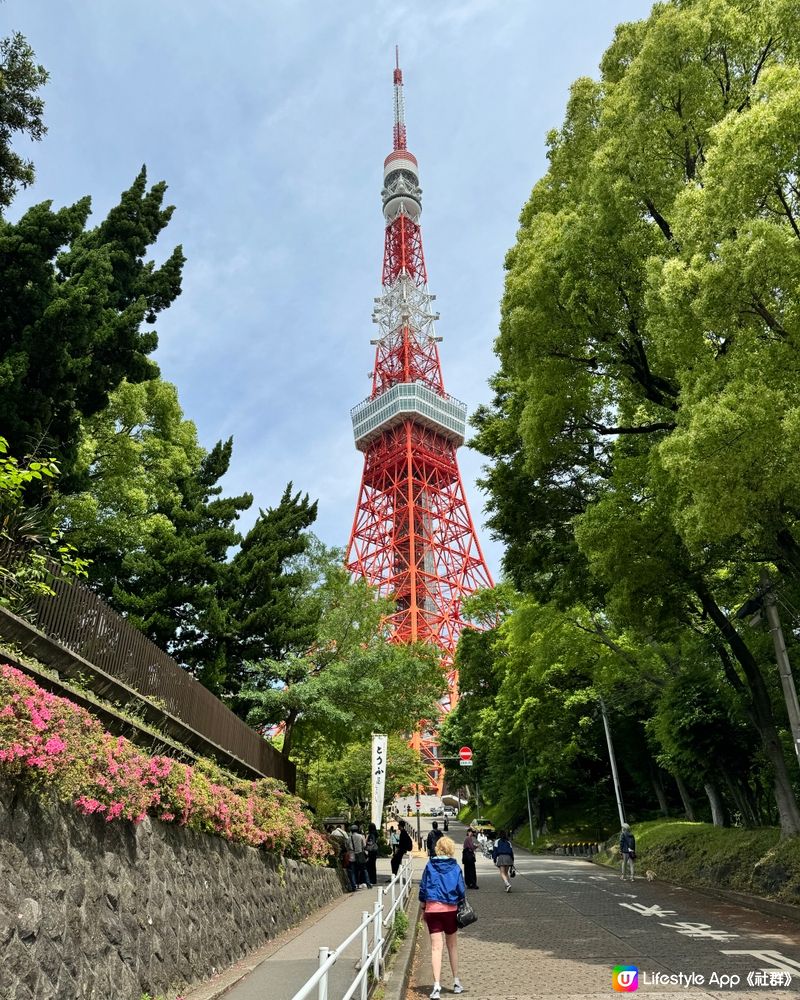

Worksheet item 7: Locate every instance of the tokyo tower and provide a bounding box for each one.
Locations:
[346,53,493,794]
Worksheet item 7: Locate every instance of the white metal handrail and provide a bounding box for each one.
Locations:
[289,855,414,1000]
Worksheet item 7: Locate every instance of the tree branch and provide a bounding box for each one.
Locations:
[643,197,674,241]
[583,419,676,436]
[775,184,800,241]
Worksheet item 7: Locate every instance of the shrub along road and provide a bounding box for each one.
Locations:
[406,835,800,998]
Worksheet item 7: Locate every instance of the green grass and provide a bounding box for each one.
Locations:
[595,818,800,906]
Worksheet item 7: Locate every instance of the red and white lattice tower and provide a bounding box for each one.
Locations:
[346,53,493,795]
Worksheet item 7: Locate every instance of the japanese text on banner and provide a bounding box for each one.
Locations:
[371,734,388,828]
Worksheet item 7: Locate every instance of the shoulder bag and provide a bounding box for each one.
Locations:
[456,895,477,929]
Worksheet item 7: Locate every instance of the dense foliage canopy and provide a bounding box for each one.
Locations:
[453,0,800,838]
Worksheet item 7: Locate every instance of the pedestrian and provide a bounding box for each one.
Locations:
[365,821,380,886]
[462,829,479,889]
[391,819,413,876]
[389,825,400,856]
[492,830,515,892]
[349,823,372,889]
[419,836,466,998]
[620,822,636,882]
[427,820,444,858]
[443,815,449,831]
[328,822,357,891]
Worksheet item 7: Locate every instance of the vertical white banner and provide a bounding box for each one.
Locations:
[371,733,388,829]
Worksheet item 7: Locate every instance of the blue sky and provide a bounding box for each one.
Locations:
[7,0,655,579]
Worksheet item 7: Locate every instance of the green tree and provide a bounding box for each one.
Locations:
[54,379,253,692]
[243,551,445,758]
[0,31,48,209]
[0,437,88,613]
[475,0,800,835]
[650,661,763,827]
[222,486,321,700]
[55,378,206,589]
[0,168,184,475]
[305,736,429,819]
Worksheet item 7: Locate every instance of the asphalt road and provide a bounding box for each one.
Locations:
[407,821,800,999]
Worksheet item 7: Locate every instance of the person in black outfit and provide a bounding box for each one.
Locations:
[365,822,380,886]
[462,829,479,889]
[391,819,413,875]
[427,821,444,858]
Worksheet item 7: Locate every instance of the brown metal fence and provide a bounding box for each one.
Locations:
[0,566,295,788]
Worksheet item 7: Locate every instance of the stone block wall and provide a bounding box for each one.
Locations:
[0,789,344,999]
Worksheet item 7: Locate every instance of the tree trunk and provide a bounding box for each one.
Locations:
[281,708,299,759]
[696,581,800,837]
[652,776,669,816]
[674,774,696,821]
[720,768,758,828]
[704,781,727,827]
[649,760,670,816]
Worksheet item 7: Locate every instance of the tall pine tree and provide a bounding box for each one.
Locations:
[0,167,184,477]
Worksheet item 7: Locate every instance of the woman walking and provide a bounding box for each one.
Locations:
[462,829,479,889]
[419,836,466,999]
[620,823,636,882]
[492,830,515,892]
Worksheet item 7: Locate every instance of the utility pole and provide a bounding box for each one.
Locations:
[761,571,800,769]
[599,696,626,828]
[522,746,535,845]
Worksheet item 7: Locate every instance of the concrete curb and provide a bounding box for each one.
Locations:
[381,898,422,1000]
[589,856,800,925]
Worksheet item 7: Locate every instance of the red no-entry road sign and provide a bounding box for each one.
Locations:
[459,746,472,762]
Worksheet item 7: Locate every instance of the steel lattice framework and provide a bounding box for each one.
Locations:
[346,53,493,795]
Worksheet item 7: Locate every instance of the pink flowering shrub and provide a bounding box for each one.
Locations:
[0,665,329,864]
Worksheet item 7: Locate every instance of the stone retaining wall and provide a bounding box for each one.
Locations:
[0,788,344,999]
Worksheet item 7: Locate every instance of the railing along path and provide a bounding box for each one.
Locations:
[289,855,414,1000]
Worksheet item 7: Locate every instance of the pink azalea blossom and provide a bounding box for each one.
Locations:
[43,736,67,755]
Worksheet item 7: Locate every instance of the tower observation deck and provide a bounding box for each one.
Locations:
[346,54,493,795]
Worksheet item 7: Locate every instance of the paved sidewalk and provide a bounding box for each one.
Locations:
[184,849,427,1000]
[407,840,800,1000]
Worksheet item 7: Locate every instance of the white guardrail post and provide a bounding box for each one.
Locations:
[317,947,329,1000]
[360,910,370,1000]
[290,853,413,1000]
[373,898,383,980]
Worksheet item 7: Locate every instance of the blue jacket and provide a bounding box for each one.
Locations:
[418,857,466,905]
[492,838,514,861]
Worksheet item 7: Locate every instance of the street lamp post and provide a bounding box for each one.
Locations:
[600,696,626,828]
[522,746,535,845]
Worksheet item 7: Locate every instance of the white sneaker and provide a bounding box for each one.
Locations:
[453,978,464,994]
[505,883,511,892]
[430,984,441,999]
